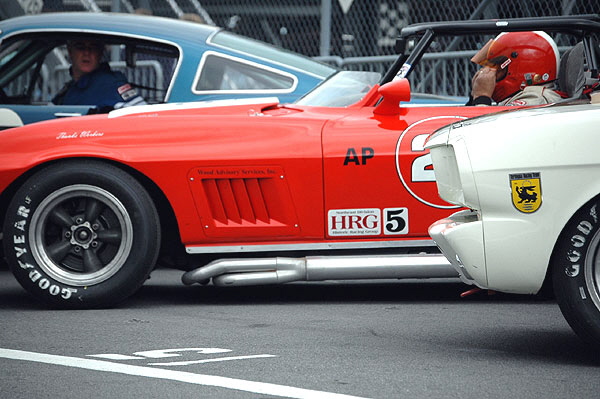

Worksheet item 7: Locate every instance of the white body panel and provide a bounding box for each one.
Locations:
[427,103,600,294]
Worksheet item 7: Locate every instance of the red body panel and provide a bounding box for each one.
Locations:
[0,100,504,250]
[321,107,499,241]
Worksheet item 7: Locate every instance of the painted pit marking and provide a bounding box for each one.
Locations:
[150,354,277,366]
[133,347,231,358]
[0,348,369,399]
[89,347,271,366]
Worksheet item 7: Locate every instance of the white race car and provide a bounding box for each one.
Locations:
[426,102,600,348]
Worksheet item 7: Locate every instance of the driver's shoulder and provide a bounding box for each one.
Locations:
[501,85,560,106]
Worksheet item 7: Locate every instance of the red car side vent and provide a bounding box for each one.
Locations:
[188,166,300,238]
[202,178,269,225]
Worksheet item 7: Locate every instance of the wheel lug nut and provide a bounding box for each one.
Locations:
[92,223,99,230]
[91,241,99,248]
[73,246,81,253]
[65,232,72,238]
[75,217,84,224]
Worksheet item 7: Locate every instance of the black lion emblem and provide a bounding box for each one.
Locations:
[516,186,538,203]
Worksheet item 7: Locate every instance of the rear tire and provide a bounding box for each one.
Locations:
[3,160,160,308]
[552,198,600,348]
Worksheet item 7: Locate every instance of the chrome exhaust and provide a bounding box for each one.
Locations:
[181,253,456,286]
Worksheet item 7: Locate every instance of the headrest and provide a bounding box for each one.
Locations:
[558,42,585,98]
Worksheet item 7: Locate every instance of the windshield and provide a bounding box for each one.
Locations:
[295,71,381,107]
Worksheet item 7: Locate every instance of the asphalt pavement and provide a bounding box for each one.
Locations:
[1,267,599,399]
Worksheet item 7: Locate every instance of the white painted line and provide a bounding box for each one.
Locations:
[149,354,277,366]
[87,354,145,360]
[0,348,369,399]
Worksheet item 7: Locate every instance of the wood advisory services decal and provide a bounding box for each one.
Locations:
[510,172,542,213]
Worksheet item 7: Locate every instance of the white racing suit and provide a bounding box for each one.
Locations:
[499,85,563,106]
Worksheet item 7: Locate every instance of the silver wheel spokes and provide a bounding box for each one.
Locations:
[30,185,133,286]
[585,229,600,312]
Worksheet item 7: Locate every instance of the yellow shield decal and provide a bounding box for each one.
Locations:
[510,172,542,213]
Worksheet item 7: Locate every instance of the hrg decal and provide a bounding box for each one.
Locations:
[396,116,465,209]
[329,208,380,236]
[328,207,408,236]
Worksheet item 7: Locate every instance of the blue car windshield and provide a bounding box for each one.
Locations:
[294,71,381,107]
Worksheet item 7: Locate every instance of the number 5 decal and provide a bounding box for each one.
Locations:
[384,207,408,235]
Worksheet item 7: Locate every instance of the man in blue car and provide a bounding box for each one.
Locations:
[53,40,146,112]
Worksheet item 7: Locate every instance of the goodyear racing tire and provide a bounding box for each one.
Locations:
[3,160,160,309]
[552,198,600,348]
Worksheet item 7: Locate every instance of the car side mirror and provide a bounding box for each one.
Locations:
[374,78,411,115]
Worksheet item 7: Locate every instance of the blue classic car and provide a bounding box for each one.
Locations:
[0,12,336,124]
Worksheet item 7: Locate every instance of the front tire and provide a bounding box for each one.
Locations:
[552,198,600,348]
[3,160,160,308]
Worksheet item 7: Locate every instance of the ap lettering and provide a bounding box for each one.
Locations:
[343,147,375,165]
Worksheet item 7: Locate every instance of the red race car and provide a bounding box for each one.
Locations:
[2,16,599,308]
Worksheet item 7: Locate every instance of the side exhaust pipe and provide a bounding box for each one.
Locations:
[181,254,456,286]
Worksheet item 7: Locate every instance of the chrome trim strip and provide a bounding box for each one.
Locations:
[185,239,438,254]
[54,112,83,117]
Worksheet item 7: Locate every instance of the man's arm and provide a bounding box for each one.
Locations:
[468,67,497,106]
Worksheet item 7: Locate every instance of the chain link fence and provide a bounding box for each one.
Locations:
[4,0,599,98]
[15,0,597,57]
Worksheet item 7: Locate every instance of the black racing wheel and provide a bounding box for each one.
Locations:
[552,196,600,349]
[3,160,161,308]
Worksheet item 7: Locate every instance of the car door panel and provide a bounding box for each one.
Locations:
[322,106,500,240]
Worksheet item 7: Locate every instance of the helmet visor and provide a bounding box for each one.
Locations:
[471,39,494,65]
[472,39,512,68]
[471,38,510,81]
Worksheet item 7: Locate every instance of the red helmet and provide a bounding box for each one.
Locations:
[474,31,560,102]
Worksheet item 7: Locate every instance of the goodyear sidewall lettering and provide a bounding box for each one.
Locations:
[552,200,600,343]
[4,191,78,303]
[559,203,598,286]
